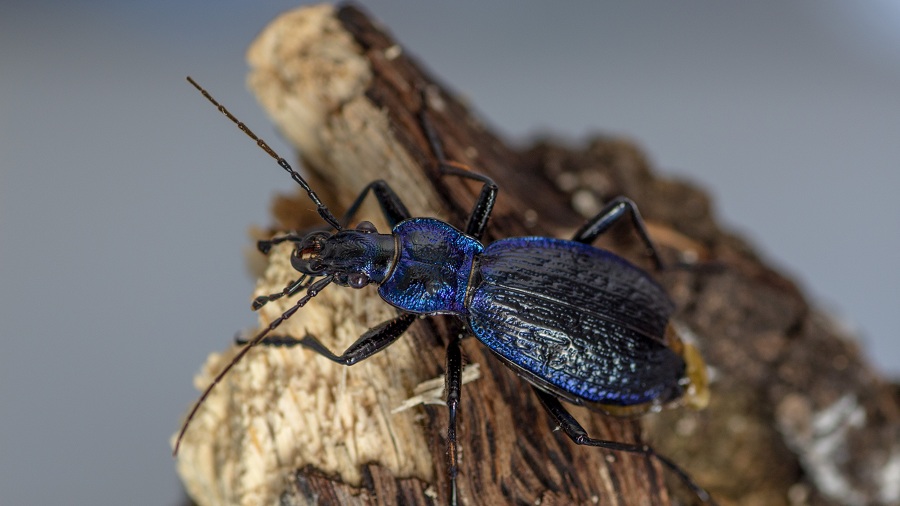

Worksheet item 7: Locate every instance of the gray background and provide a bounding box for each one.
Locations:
[2,1,898,504]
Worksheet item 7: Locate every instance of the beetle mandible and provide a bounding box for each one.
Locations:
[175,77,715,505]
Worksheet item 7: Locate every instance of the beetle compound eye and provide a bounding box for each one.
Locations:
[348,273,370,289]
[356,221,378,233]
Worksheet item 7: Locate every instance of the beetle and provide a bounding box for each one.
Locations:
[175,77,715,505]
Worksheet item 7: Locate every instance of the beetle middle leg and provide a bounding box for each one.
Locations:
[573,197,664,270]
[533,387,717,505]
[444,333,463,506]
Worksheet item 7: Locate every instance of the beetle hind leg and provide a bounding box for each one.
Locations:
[572,197,664,271]
[532,387,717,506]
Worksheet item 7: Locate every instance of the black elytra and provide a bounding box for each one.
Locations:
[175,77,717,506]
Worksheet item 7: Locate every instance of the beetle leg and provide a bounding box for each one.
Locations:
[419,97,498,240]
[439,165,498,241]
[572,197,664,271]
[256,233,304,254]
[250,275,315,311]
[251,313,417,365]
[444,334,463,506]
[340,180,412,228]
[257,177,413,251]
[532,387,717,505]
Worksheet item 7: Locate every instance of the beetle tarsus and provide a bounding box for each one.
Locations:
[533,386,717,505]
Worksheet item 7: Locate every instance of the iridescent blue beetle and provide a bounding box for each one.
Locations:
[176,78,714,505]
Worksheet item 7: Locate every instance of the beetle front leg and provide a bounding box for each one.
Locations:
[250,275,315,310]
[256,233,303,254]
[572,197,664,270]
[340,180,412,229]
[419,96,497,241]
[439,165,497,241]
[532,387,717,505]
[252,312,417,365]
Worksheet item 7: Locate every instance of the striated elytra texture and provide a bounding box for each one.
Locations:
[470,237,684,406]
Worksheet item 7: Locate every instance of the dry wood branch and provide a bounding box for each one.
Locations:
[175,4,900,506]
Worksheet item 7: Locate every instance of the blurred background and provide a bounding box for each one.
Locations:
[2,1,898,504]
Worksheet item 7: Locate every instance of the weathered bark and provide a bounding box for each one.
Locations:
[175,4,900,506]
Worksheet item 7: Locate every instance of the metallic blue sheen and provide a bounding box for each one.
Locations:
[467,237,684,406]
[379,218,483,314]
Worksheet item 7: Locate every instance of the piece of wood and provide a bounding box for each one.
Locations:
[176,4,900,506]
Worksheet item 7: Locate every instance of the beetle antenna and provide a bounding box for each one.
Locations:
[173,275,335,455]
[186,76,342,231]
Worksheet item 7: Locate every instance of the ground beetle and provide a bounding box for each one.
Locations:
[176,77,715,505]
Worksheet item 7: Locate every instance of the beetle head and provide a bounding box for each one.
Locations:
[291,221,395,288]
